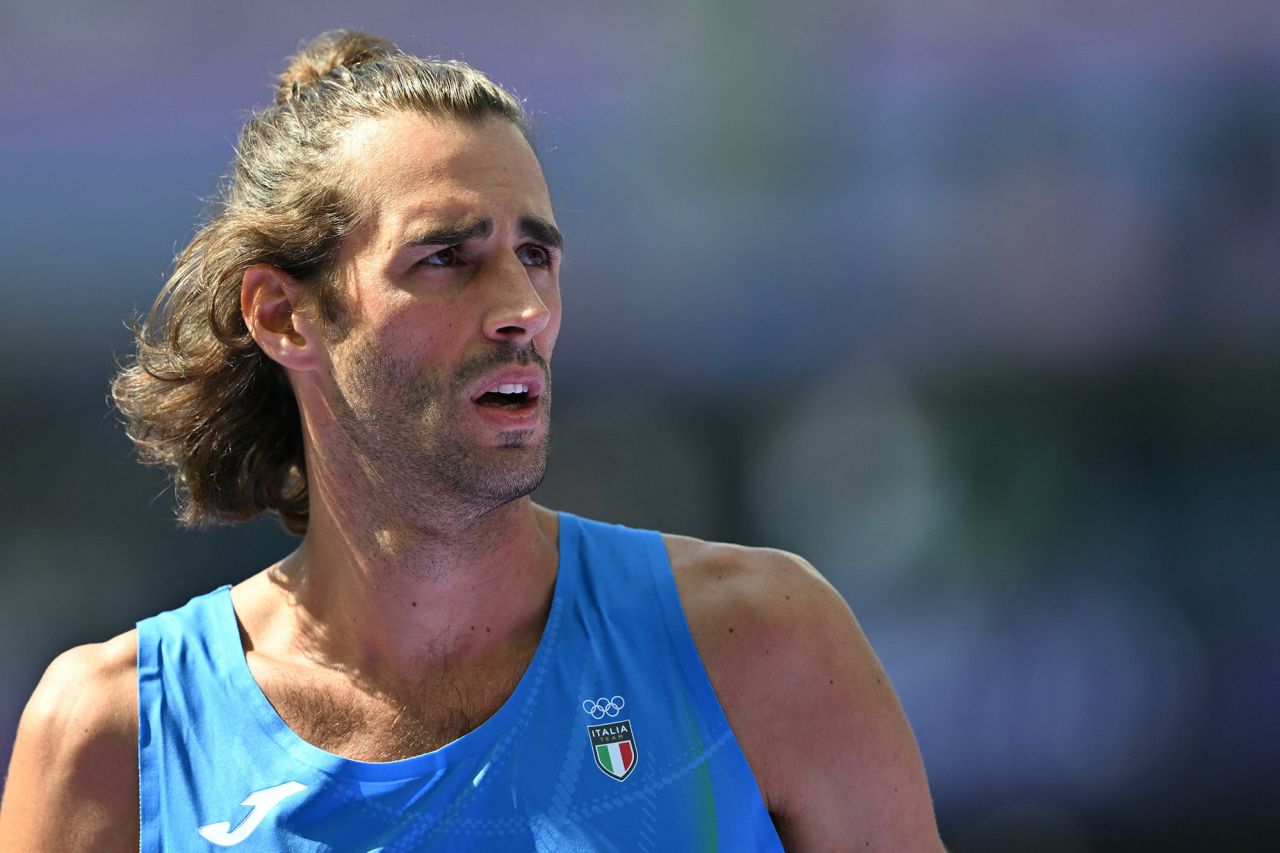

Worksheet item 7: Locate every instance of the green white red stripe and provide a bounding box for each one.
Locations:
[596,741,635,777]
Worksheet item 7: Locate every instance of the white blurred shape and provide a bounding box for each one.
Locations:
[745,368,945,590]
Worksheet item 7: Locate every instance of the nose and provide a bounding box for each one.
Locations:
[481,253,552,344]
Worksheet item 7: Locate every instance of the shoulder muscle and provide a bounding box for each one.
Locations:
[666,536,944,851]
[0,631,139,852]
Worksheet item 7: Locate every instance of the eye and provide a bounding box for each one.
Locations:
[420,246,461,267]
[517,245,551,267]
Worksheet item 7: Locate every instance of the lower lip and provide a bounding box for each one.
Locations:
[470,397,544,428]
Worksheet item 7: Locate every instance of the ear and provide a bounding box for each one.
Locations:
[241,264,325,372]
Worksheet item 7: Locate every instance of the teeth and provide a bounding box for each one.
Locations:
[494,383,529,395]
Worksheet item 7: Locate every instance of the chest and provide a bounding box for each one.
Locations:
[246,655,527,762]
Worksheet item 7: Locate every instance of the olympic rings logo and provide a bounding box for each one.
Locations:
[582,695,626,719]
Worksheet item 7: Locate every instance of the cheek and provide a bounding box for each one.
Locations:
[374,306,452,358]
[330,321,426,386]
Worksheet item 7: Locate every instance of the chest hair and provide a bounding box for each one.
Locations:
[254,662,526,762]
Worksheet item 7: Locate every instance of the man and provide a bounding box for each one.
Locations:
[0,31,943,851]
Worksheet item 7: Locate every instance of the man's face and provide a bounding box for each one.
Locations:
[310,112,563,520]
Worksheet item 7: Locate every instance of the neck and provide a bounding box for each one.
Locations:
[267,489,560,685]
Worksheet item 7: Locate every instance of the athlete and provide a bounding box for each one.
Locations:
[0,31,944,851]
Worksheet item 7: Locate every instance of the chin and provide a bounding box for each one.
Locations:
[458,436,550,506]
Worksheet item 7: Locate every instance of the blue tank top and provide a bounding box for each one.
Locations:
[137,512,784,851]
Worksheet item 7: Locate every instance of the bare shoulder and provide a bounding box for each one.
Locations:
[663,534,944,852]
[0,630,139,852]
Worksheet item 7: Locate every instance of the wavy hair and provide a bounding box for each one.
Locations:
[110,30,528,535]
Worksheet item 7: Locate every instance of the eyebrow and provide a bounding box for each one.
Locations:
[400,215,563,252]
[402,217,493,249]
[519,216,564,251]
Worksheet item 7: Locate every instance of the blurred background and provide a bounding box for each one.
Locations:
[1,0,1276,849]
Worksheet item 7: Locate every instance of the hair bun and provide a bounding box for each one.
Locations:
[275,30,398,105]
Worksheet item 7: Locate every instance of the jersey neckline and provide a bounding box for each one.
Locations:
[208,511,579,783]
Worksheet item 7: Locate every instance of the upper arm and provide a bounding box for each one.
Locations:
[0,632,139,853]
[670,540,944,852]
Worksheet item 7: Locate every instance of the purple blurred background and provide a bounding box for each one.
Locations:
[1,1,1277,849]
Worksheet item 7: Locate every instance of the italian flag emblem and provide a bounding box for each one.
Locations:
[588,719,638,781]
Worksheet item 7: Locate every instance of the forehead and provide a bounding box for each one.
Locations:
[336,112,552,245]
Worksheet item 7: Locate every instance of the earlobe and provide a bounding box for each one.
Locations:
[241,264,319,371]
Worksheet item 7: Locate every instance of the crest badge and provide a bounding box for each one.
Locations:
[582,696,637,782]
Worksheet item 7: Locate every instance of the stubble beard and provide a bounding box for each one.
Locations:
[329,339,552,526]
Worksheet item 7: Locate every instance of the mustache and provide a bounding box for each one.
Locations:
[451,341,550,390]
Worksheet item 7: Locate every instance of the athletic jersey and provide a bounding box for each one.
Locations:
[137,512,784,851]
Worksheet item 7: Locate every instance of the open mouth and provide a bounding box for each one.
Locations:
[474,383,538,411]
